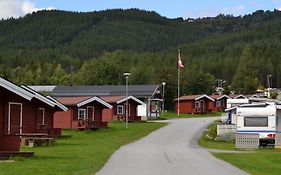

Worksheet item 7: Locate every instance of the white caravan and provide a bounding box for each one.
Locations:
[236,103,280,145]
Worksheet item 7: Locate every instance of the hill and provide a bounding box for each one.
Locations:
[1,9,281,108]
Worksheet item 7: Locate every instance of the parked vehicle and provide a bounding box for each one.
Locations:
[236,103,277,146]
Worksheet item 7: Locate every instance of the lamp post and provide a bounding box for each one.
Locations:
[267,74,272,89]
[267,74,272,98]
[123,72,130,129]
[162,82,166,116]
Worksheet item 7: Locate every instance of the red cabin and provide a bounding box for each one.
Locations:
[175,95,214,114]
[101,96,145,122]
[209,95,230,112]
[54,96,112,129]
[0,77,66,153]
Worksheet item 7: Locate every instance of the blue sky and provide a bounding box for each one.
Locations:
[1,0,281,19]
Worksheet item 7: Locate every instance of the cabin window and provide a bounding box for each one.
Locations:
[195,101,200,108]
[38,108,45,125]
[78,109,86,120]
[117,105,124,114]
[216,101,221,107]
[244,117,268,127]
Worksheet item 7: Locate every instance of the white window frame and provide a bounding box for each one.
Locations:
[38,108,45,125]
[8,102,23,134]
[78,108,86,120]
[86,106,95,121]
[195,101,200,108]
[117,105,124,115]
[216,101,221,107]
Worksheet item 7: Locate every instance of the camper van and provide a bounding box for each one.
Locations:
[236,103,278,146]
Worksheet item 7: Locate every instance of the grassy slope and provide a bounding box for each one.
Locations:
[0,122,165,175]
[198,120,235,150]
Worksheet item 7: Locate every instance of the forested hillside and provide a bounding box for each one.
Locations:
[1,9,281,109]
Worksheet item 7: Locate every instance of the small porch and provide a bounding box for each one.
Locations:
[78,119,108,129]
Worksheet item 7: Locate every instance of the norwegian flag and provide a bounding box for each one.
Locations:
[178,50,184,68]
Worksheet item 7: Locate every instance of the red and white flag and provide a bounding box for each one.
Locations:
[178,50,184,68]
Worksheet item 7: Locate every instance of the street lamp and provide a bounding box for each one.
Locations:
[267,74,272,89]
[123,72,130,129]
[162,82,166,116]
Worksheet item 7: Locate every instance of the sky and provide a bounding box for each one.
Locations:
[1,0,281,19]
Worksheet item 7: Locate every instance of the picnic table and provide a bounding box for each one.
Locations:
[20,133,54,147]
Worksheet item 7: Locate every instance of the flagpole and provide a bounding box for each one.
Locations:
[177,49,180,117]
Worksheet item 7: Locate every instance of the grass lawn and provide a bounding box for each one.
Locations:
[213,150,281,175]
[159,111,222,120]
[0,122,166,175]
[199,120,281,175]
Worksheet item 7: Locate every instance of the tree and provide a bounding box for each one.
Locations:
[231,46,259,94]
[75,56,123,85]
[50,64,70,85]
[182,66,216,95]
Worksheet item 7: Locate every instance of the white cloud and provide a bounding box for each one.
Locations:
[221,5,245,16]
[184,5,246,19]
[0,0,54,19]
[185,8,220,19]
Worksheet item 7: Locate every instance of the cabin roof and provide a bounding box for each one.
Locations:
[56,96,91,106]
[101,95,145,105]
[56,96,113,109]
[210,94,230,100]
[49,85,160,98]
[174,94,214,101]
[0,76,67,111]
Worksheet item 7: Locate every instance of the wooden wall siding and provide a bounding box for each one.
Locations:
[115,100,141,121]
[176,98,211,114]
[54,109,73,129]
[208,99,227,112]
[54,101,108,129]
[0,135,20,151]
[102,108,114,122]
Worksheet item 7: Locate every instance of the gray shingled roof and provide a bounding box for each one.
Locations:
[51,85,160,98]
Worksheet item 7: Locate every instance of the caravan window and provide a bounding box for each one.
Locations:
[244,117,268,127]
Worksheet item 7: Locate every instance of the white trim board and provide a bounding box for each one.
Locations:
[77,96,113,109]
[117,95,145,105]
[0,77,33,100]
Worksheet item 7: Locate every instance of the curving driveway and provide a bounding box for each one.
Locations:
[96,117,249,175]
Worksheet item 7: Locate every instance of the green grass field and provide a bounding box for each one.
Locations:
[0,122,166,175]
[214,150,281,175]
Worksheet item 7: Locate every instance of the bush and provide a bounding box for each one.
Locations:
[216,132,235,142]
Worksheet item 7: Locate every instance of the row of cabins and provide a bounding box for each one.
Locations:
[53,95,145,129]
[1,79,163,155]
[175,94,247,114]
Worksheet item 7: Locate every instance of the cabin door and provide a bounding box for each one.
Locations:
[125,104,131,119]
[200,100,205,113]
[87,106,94,121]
[8,102,23,134]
